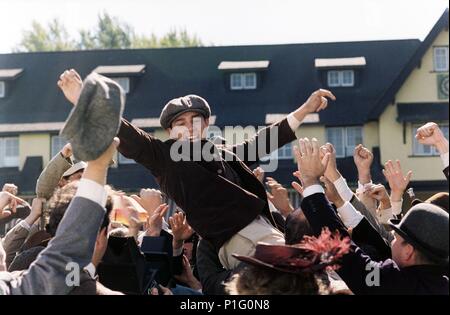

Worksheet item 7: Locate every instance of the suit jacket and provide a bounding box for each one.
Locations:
[301,192,449,295]
[117,118,296,249]
[351,194,394,244]
[196,239,233,295]
[2,221,40,269]
[69,270,123,295]
[0,197,105,295]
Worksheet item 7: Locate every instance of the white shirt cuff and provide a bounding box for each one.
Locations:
[336,202,364,229]
[19,220,31,231]
[75,178,108,208]
[302,184,325,198]
[333,177,354,202]
[377,208,394,225]
[84,263,97,279]
[391,199,403,216]
[441,152,449,169]
[287,113,302,132]
[356,180,373,194]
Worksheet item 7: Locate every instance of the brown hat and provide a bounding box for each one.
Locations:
[159,95,211,129]
[411,192,449,213]
[233,228,351,275]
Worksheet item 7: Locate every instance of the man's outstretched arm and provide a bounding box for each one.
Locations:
[228,89,336,167]
[57,69,168,176]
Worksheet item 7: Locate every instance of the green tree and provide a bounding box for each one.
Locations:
[15,19,76,52]
[78,12,134,50]
[15,12,205,52]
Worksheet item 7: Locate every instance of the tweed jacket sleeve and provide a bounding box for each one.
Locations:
[36,152,73,199]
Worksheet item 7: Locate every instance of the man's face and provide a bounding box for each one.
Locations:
[68,170,84,182]
[391,232,414,267]
[168,112,209,141]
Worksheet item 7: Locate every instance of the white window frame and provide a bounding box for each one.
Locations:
[412,124,449,156]
[327,71,341,87]
[261,142,293,161]
[326,126,363,158]
[111,77,130,93]
[0,137,19,168]
[327,70,355,87]
[230,73,257,90]
[243,73,257,89]
[51,135,67,158]
[341,70,355,87]
[277,142,293,160]
[434,47,449,72]
[0,81,5,98]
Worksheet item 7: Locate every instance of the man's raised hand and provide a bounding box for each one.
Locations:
[293,138,330,188]
[415,122,449,155]
[57,69,83,106]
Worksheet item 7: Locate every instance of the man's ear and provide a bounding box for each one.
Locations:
[404,243,416,263]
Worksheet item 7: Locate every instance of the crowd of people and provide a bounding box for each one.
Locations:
[0,69,448,295]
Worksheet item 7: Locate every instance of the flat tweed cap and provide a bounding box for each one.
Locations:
[159,94,211,129]
[60,72,125,161]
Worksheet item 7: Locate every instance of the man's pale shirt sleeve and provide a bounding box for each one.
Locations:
[333,176,354,202]
[75,178,108,207]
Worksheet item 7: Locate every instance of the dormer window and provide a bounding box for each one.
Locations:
[111,77,130,93]
[230,73,257,90]
[93,64,146,94]
[315,57,365,88]
[0,68,24,99]
[327,70,355,87]
[218,60,269,91]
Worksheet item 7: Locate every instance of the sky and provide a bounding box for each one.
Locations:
[0,0,448,53]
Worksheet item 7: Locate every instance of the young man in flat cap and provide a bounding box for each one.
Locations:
[58,69,336,270]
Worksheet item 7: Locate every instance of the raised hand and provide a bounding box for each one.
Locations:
[169,211,194,249]
[146,204,169,237]
[266,177,294,217]
[57,69,83,106]
[131,188,163,217]
[320,143,340,182]
[366,184,391,210]
[292,89,336,123]
[293,138,330,188]
[2,183,18,196]
[174,255,202,291]
[383,160,412,202]
[415,122,449,154]
[320,176,345,208]
[0,191,28,219]
[353,144,373,184]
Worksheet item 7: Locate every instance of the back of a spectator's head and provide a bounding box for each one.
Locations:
[285,209,313,245]
[46,181,79,237]
[108,227,129,238]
